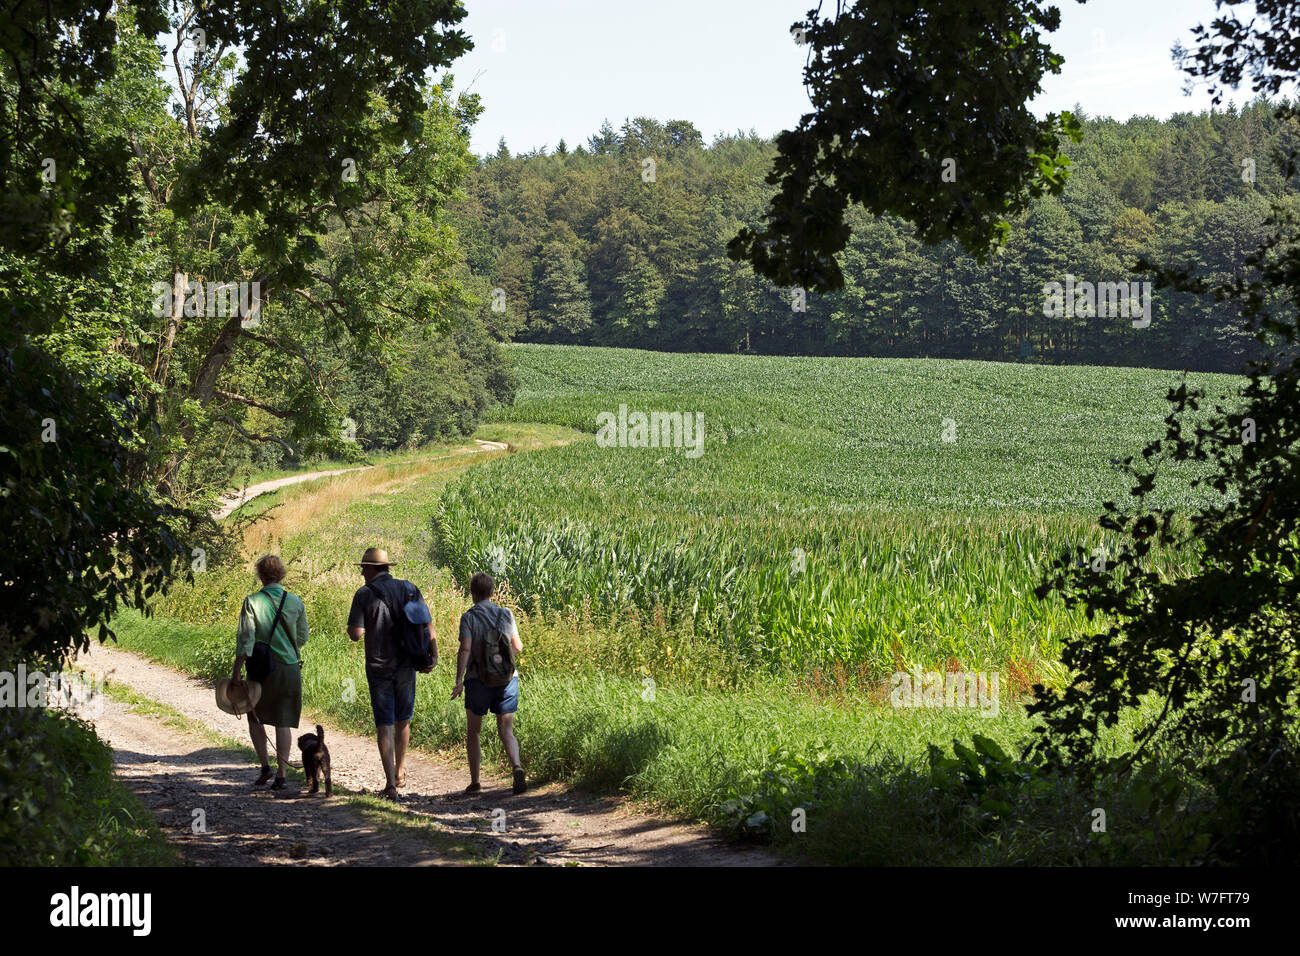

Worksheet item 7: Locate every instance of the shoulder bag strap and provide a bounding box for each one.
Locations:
[261,589,298,664]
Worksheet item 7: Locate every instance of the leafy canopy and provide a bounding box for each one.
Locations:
[729,0,1084,291]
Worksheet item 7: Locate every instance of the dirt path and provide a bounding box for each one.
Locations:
[80,642,778,867]
[213,440,511,519]
[87,691,451,865]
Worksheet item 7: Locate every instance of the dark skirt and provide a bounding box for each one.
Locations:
[253,661,302,728]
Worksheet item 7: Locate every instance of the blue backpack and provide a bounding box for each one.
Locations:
[368,578,437,671]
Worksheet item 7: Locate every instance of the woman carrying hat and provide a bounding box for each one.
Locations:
[229,554,309,789]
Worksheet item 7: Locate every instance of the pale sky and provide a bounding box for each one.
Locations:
[449,0,1249,157]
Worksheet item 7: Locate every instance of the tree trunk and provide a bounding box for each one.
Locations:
[152,270,186,387]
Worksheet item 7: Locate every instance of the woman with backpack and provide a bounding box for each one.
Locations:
[228,554,310,790]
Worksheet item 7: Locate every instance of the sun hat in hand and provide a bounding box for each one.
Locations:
[216,677,263,716]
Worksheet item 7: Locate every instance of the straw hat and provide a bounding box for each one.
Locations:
[215,677,262,716]
[359,547,396,567]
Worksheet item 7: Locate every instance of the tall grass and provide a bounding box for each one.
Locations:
[441,490,1200,680]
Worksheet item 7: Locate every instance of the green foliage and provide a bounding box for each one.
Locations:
[0,4,197,664]
[1029,207,1300,861]
[730,0,1081,289]
[0,706,175,866]
[0,0,499,867]
[1178,1,1300,106]
[530,242,593,339]
[1021,1,1300,864]
[721,743,855,840]
[0,259,193,662]
[1,0,493,668]
[14,2,497,510]
[925,734,1217,864]
[171,0,472,286]
[338,317,518,452]
[0,0,167,266]
[927,733,1046,832]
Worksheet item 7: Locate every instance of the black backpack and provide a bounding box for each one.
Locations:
[367,578,437,672]
[471,602,516,688]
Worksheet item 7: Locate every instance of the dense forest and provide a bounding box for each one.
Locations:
[454,101,1300,372]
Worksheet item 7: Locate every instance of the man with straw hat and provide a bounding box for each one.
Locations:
[347,547,436,802]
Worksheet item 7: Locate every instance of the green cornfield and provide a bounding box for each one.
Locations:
[437,345,1231,681]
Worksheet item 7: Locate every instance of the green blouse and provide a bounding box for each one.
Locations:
[236,584,309,665]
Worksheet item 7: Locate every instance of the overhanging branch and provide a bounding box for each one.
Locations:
[214,389,297,419]
[214,415,295,457]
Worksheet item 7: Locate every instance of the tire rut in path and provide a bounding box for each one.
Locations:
[81,642,779,867]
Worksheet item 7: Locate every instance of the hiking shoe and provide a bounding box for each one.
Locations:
[380,785,400,803]
[270,776,287,791]
[463,782,481,795]
[512,767,527,794]
[254,766,273,786]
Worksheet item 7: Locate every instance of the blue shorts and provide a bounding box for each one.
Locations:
[464,676,519,717]
[367,666,416,726]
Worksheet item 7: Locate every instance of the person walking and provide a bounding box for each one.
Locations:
[230,555,309,791]
[452,572,525,794]
[347,547,435,802]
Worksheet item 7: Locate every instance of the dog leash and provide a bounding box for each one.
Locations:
[239,663,305,762]
[242,708,285,760]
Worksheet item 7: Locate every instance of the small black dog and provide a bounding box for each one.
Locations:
[297,724,332,796]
